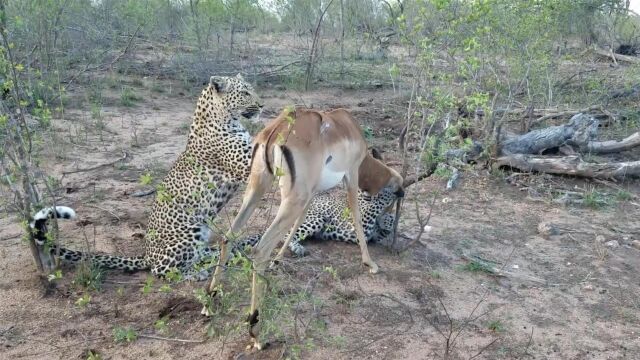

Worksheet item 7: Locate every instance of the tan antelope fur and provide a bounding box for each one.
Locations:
[205,107,404,349]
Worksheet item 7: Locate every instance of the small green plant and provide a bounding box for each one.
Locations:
[151,82,165,93]
[460,260,494,274]
[323,266,339,280]
[487,320,505,333]
[75,293,92,308]
[430,270,441,279]
[615,190,632,202]
[113,326,138,343]
[141,276,154,294]
[120,87,141,106]
[139,172,153,186]
[90,102,102,121]
[154,317,169,334]
[165,267,183,283]
[583,188,609,209]
[85,350,103,360]
[363,126,374,140]
[48,269,63,282]
[73,262,105,292]
[434,165,453,179]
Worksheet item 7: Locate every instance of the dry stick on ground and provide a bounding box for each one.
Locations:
[427,247,516,357]
[84,204,121,222]
[530,105,615,126]
[61,151,128,176]
[137,334,205,344]
[593,46,640,64]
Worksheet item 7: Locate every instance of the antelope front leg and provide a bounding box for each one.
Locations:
[203,171,271,316]
[201,232,232,316]
[345,176,379,273]
[247,263,267,350]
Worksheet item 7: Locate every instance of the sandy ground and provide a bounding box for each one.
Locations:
[1,78,639,360]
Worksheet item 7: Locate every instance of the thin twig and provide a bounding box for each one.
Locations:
[108,25,143,71]
[84,204,121,221]
[138,334,205,343]
[468,338,499,360]
[131,188,156,197]
[62,151,128,175]
[397,193,437,252]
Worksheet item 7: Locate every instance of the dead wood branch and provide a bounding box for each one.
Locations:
[131,188,156,197]
[402,167,437,188]
[587,132,640,154]
[137,334,205,343]
[531,105,613,126]
[255,60,303,77]
[461,253,546,284]
[495,155,640,180]
[593,46,640,64]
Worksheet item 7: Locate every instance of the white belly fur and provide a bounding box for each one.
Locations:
[317,167,345,192]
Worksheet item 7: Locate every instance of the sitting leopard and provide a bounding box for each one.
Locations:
[31,186,398,278]
[33,74,263,279]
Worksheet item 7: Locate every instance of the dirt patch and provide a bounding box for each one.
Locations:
[1,79,639,360]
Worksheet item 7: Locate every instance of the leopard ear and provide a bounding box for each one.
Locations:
[209,76,228,93]
[236,73,244,79]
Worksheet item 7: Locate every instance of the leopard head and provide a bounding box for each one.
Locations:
[208,73,263,120]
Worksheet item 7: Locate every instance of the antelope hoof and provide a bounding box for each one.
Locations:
[365,261,379,274]
[200,291,219,316]
[247,309,262,349]
[269,258,281,269]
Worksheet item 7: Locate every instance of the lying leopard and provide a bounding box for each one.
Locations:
[31,186,398,278]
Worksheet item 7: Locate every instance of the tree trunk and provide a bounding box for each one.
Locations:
[339,0,345,80]
[189,0,202,49]
[305,0,335,91]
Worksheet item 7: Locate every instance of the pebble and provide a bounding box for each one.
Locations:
[605,240,619,248]
[595,235,606,243]
[583,284,594,291]
[632,240,640,250]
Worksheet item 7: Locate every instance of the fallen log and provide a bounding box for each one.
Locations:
[587,132,640,154]
[500,114,598,155]
[495,154,640,180]
[593,46,640,64]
